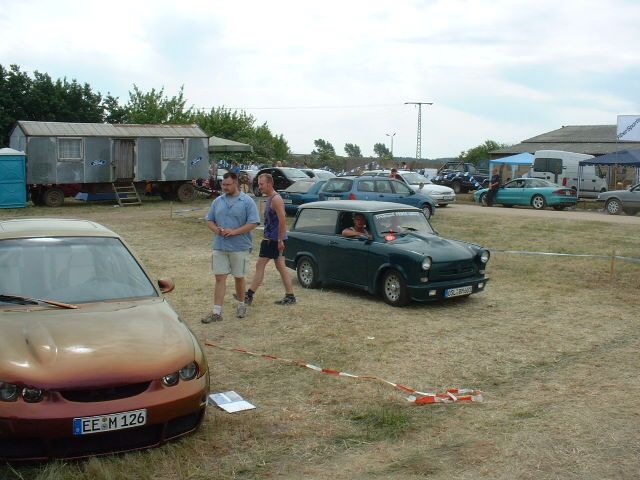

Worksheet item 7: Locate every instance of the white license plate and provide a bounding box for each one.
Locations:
[73,408,147,435]
[283,199,292,204]
[326,196,342,201]
[444,286,472,298]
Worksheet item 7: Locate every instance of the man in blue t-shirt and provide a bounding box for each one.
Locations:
[202,172,260,323]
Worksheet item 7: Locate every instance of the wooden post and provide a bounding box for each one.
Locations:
[610,250,616,277]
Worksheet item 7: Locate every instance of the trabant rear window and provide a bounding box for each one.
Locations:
[294,209,338,234]
[323,179,353,193]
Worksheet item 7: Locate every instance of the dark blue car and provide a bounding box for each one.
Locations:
[318,176,437,218]
[280,180,327,214]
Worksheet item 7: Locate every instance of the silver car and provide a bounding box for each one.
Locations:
[597,183,640,215]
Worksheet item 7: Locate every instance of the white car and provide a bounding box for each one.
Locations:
[376,170,456,206]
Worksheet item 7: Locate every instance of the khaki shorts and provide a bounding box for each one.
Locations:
[212,250,251,277]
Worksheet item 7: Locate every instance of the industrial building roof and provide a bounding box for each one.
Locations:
[491,125,640,157]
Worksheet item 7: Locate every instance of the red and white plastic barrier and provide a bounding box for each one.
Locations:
[205,340,483,405]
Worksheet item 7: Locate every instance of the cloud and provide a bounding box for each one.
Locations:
[1,0,640,157]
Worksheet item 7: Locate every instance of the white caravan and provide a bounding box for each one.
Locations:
[531,150,607,198]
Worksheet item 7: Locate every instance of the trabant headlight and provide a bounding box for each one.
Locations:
[179,362,198,381]
[0,382,19,402]
[421,257,432,271]
[480,250,490,264]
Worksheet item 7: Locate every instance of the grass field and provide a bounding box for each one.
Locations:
[1,198,639,480]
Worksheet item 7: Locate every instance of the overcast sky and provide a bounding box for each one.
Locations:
[1,0,639,158]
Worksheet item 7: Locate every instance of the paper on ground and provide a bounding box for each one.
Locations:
[208,391,256,413]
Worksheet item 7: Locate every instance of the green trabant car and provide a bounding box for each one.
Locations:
[284,201,490,306]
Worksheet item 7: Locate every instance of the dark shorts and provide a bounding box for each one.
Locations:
[259,238,286,259]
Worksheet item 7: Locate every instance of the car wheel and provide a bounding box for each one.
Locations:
[451,181,462,194]
[531,194,546,210]
[552,205,566,211]
[605,198,621,215]
[421,204,433,219]
[297,256,320,289]
[381,269,410,307]
[176,183,196,202]
[253,183,262,197]
[43,187,65,207]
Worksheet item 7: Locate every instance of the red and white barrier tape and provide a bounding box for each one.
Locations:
[205,340,483,405]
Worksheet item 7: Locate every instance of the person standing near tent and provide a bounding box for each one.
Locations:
[485,167,501,206]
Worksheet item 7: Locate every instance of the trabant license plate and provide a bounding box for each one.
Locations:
[326,196,342,201]
[73,408,147,435]
[444,286,472,298]
[443,196,454,201]
[283,199,292,204]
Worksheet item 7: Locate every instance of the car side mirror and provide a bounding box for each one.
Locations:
[158,278,175,294]
[409,190,415,195]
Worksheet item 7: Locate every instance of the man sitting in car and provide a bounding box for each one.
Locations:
[342,213,372,239]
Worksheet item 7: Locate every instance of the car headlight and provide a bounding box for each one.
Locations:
[162,372,180,387]
[421,257,432,271]
[22,386,44,403]
[0,381,19,402]
[480,250,490,263]
[179,362,198,381]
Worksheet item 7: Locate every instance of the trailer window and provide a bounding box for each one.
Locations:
[58,138,83,161]
[162,139,185,159]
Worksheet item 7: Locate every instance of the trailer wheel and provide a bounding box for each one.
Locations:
[176,183,196,202]
[43,187,65,207]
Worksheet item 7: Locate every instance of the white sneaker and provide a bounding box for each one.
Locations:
[236,303,247,318]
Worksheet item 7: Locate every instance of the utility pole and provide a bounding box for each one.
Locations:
[405,102,433,160]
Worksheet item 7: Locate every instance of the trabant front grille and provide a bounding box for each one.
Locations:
[430,260,475,281]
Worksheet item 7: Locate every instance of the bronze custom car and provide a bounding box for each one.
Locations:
[0,218,209,461]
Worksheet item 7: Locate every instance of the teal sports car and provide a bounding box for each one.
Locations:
[473,178,577,210]
[284,201,490,306]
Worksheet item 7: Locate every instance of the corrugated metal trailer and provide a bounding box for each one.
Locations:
[9,121,209,206]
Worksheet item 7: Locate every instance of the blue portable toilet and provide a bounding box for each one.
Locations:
[0,148,27,208]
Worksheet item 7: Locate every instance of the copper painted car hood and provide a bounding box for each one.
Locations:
[0,298,196,389]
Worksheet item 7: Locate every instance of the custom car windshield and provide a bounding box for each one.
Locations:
[373,211,435,236]
[0,237,157,305]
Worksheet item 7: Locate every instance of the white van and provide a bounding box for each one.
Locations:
[531,150,607,198]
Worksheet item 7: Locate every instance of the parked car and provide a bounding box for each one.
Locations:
[597,183,640,215]
[301,169,336,181]
[432,162,489,193]
[280,180,327,214]
[284,201,490,306]
[375,170,456,207]
[252,167,312,196]
[473,178,577,210]
[0,218,209,461]
[318,176,437,218]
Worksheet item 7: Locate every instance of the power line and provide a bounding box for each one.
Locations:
[191,103,404,111]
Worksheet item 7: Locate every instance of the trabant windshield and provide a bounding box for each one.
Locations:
[373,211,435,237]
[0,237,157,305]
[401,172,430,184]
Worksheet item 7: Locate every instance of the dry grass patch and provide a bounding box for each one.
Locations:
[1,200,639,479]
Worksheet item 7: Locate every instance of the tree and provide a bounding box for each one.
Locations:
[0,64,104,145]
[344,143,362,158]
[373,142,391,158]
[459,140,507,165]
[125,85,193,124]
[312,139,345,171]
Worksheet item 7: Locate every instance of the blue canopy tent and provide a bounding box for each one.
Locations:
[489,152,534,183]
[578,149,640,197]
